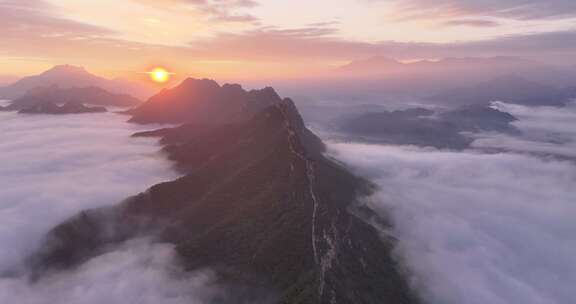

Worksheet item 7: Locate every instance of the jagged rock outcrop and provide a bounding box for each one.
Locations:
[30,96,417,304]
[128,78,283,124]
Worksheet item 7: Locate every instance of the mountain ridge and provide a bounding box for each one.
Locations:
[29,87,418,304]
[337,56,536,76]
[128,77,285,124]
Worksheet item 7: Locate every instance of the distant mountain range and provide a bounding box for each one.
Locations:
[338,105,519,149]
[326,56,576,97]
[0,85,140,111]
[0,65,153,100]
[338,56,406,73]
[338,56,537,76]
[28,78,418,304]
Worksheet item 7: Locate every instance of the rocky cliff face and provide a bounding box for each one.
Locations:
[30,86,417,303]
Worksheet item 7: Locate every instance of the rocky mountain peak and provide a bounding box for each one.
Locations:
[43,65,89,76]
[129,79,284,124]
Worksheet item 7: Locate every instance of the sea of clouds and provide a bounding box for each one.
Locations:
[473,101,576,159]
[0,111,218,303]
[2,99,575,304]
[327,102,576,304]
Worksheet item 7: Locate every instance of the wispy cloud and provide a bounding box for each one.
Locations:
[441,19,501,27]
[389,0,576,20]
[132,0,260,23]
[186,26,576,61]
[0,0,116,39]
[193,0,259,22]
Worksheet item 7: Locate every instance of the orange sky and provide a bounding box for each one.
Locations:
[2,0,576,81]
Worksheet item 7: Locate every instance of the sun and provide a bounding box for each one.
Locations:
[147,67,172,83]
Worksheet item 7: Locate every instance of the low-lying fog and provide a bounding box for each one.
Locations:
[1,99,574,304]
[327,102,576,304]
[0,111,219,303]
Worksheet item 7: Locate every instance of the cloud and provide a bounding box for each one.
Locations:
[0,111,223,302]
[328,142,576,304]
[132,0,259,23]
[177,0,259,23]
[472,102,576,158]
[0,239,220,304]
[389,0,576,20]
[441,19,501,27]
[1,0,576,76]
[391,28,576,60]
[324,101,576,304]
[175,0,258,9]
[0,111,176,269]
[185,26,576,62]
[186,26,355,60]
[0,0,116,39]
[0,0,148,64]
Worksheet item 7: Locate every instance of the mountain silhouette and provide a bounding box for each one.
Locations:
[0,65,152,100]
[338,56,534,76]
[338,56,404,74]
[338,105,519,149]
[129,78,284,124]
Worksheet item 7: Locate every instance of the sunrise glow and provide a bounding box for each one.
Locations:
[148,67,172,83]
[2,1,576,304]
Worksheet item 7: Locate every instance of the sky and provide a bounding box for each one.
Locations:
[2,0,576,80]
